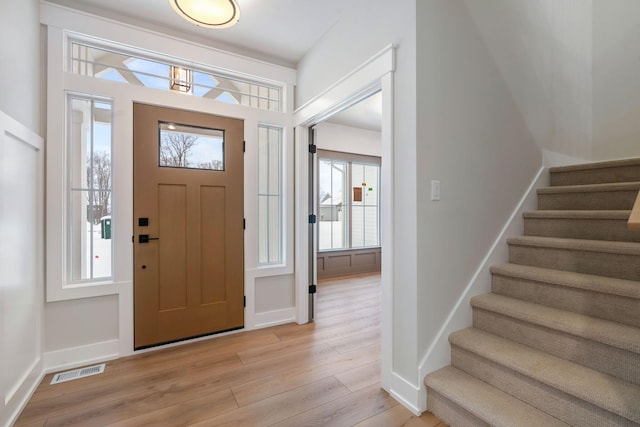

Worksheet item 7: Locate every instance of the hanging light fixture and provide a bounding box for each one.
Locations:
[169,0,240,29]
[170,66,192,93]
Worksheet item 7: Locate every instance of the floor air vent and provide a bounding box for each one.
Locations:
[50,364,105,385]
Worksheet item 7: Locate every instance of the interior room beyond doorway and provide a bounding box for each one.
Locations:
[313,92,383,279]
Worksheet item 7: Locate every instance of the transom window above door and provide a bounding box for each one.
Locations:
[69,41,282,112]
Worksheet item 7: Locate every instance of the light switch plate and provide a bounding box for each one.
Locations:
[431,180,440,201]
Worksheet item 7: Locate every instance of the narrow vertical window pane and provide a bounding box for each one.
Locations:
[258,125,282,265]
[68,96,113,281]
[319,159,348,250]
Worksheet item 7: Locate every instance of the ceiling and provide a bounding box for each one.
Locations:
[47,0,357,67]
[46,0,381,130]
[326,92,382,132]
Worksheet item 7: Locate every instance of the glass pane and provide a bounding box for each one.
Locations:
[125,57,170,90]
[268,128,280,194]
[363,164,379,206]
[352,205,365,248]
[364,206,379,246]
[352,163,364,206]
[268,196,281,263]
[258,125,283,265]
[69,96,113,281]
[258,126,268,194]
[318,159,347,250]
[258,195,268,264]
[70,42,283,112]
[159,122,224,170]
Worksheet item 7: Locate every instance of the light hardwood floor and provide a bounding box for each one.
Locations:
[16,273,445,426]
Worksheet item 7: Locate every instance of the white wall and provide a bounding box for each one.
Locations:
[45,296,119,352]
[464,0,592,164]
[0,1,42,133]
[416,0,542,388]
[296,0,421,409]
[464,0,640,164]
[315,122,381,157]
[0,2,45,426]
[592,0,640,161]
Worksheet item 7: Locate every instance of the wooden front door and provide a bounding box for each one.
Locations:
[133,103,244,349]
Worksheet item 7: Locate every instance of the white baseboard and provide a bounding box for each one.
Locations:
[44,339,120,374]
[417,167,548,409]
[386,371,422,416]
[2,358,44,427]
[253,307,296,329]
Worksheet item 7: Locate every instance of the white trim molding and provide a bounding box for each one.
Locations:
[293,45,400,407]
[44,339,120,374]
[0,110,45,427]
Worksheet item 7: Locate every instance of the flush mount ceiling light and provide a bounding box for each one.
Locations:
[170,0,240,29]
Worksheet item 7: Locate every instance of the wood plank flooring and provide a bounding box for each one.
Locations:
[16,273,445,426]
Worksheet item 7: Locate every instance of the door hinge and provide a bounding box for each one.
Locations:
[244,296,246,307]
[243,140,246,153]
[131,235,134,243]
[309,284,317,294]
[243,218,246,229]
[308,214,317,224]
[308,144,317,154]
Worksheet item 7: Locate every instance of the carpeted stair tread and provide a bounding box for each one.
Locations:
[523,210,632,219]
[490,263,640,300]
[449,328,640,423]
[508,235,640,255]
[537,181,640,195]
[471,293,640,354]
[425,366,569,427]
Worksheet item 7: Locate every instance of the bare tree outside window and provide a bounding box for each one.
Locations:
[159,123,225,171]
[87,152,112,224]
[160,133,199,167]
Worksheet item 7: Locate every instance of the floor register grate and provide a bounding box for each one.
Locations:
[50,364,105,385]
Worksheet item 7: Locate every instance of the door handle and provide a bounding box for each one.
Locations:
[139,234,159,243]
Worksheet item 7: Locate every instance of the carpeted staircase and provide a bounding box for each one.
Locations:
[425,158,640,426]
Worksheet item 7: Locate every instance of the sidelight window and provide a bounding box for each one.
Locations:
[257,125,283,265]
[67,95,114,281]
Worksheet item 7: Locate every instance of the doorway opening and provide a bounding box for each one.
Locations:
[309,91,383,319]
